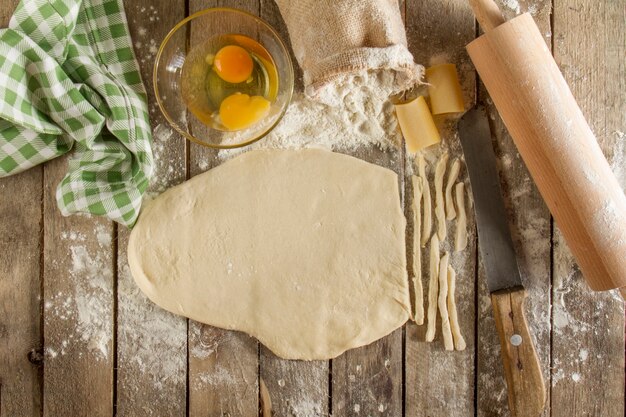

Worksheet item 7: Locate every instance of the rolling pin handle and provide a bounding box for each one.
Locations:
[468,0,506,32]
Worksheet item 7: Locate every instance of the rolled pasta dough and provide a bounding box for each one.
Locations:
[128,149,411,360]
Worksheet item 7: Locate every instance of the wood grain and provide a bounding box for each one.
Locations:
[491,289,546,417]
[551,0,625,415]
[187,1,260,415]
[0,5,42,417]
[477,2,553,416]
[115,2,188,416]
[0,165,43,415]
[404,1,477,416]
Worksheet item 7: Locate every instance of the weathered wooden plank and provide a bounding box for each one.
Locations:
[115,2,188,416]
[0,6,43,417]
[550,1,625,415]
[404,1,477,416]
[0,159,43,415]
[187,1,260,415]
[476,2,553,416]
[42,164,114,417]
[331,147,404,417]
[256,2,330,416]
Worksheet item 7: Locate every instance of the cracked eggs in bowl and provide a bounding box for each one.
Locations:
[154,8,294,149]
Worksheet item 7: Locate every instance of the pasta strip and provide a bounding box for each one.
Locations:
[411,175,424,324]
[425,235,440,342]
[438,252,454,351]
[434,153,449,241]
[455,182,468,252]
[447,265,466,351]
[417,154,432,247]
[445,159,461,220]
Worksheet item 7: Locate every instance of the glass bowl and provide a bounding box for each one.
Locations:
[153,8,294,149]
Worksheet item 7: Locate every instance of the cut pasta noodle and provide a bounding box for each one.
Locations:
[417,154,432,247]
[445,158,460,220]
[411,175,424,324]
[434,152,449,241]
[447,265,466,351]
[438,252,454,351]
[425,235,440,342]
[455,182,468,252]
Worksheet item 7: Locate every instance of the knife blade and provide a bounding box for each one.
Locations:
[458,106,523,293]
[459,106,546,417]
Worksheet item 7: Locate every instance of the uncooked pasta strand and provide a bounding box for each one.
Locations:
[411,175,424,325]
[455,182,468,252]
[447,265,466,351]
[445,159,461,220]
[417,154,432,247]
[425,235,440,342]
[438,252,454,351]
[434,153,449,241]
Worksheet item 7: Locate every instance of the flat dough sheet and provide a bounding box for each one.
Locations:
[128,148,411,360]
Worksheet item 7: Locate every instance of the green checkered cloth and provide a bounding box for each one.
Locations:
[0,0,153,226]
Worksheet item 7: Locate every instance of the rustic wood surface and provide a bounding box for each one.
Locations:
[0,1,623,417]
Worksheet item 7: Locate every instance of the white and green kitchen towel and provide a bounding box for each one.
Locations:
[0,0,153,226]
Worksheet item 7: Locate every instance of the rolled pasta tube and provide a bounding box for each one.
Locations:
[417,154,432,247]
[425,235,440,342]
[411,175,424,325]
[438,252,454,351]
[426,63,465,115]
[395,96,441,153]
[447,265,466,351]
[455,182,468,252]
[445,159,461,220]
[434,152,449,241]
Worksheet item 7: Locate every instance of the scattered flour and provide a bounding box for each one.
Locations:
[216,71,404,161]
[288,397,324,417]
[45,233,113,361]
[194,366,237,387]
[117,263,187,399]
[500,0,521,14]
[571,372,581,382]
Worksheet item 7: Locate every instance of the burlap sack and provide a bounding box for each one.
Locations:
[275,0,422,105]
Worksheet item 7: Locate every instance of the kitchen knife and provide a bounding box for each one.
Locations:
[459,107,546,417]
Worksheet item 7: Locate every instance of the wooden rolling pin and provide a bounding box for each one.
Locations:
[466,0,626,293]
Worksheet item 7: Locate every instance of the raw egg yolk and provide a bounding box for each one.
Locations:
[219,93,270,131]
[213,45,254,84]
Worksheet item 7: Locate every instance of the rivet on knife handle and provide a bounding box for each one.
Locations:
[491,288,546,417]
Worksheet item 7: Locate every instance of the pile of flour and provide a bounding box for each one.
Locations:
[217,70,406,160]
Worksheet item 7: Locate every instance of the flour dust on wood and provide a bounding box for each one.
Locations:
[44,226,112,360]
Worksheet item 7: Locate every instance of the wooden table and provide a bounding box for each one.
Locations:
[1,0,624,416]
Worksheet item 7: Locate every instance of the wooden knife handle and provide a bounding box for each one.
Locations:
[491,288,546,417]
